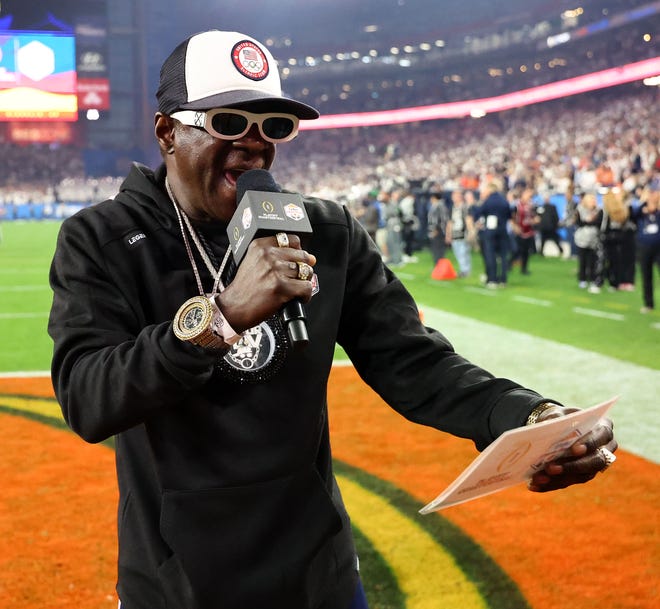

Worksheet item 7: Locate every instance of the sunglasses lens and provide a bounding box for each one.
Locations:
[210,112,249,137]
[262,117,296,141]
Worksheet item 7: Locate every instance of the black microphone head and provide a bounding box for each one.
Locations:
[236,169,281,203]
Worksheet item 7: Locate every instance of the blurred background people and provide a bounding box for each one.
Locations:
[427,192,450,265]
[510,186,538,276]
[574,193,604,293]
[445,189,474,277]
[631,181,660,313]
[535,193,566,257]
[476,180,511,288]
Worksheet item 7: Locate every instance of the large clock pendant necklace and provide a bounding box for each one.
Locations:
[166,177,289,384]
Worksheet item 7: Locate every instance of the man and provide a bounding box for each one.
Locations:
[535,192,565,256]
[427,192,449,264]
[475,180,512,287]
[510,187,537,275]
[445,189,474,277]
[48,30,617,609]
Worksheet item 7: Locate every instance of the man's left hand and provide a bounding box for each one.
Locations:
[528,407,617,492]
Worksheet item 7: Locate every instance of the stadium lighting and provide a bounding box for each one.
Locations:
[298,56,660,131]
[86,109,100,121]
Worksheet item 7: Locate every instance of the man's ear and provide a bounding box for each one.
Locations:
[155,113,175,154]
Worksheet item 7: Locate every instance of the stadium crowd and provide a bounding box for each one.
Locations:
[0,85,658,309]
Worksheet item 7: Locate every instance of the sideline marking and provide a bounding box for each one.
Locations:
[572,307,625,321]
[0,285,50,292]
[0,312,49,319]
[0,371,50,378]
[512,296,552,307]
[463,287,497,296]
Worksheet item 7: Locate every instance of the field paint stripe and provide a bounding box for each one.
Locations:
[395,272,417,280]
[463,287,497,296]
[0,312,49,319]
[512,296,553,307]
[573,307,625,321]
[336,474,488,609]
[0,371,50,378]
[0,285,51,292]
[0,396,62,421]
[418,304,660,464]
[652,323,660,331]
[0,269,43,274]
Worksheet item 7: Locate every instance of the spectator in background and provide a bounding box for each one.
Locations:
[535,193,565,257]
[574,193,604,293]
[510,187,538,276]
[476,180,511,288]
[619,197,638,292]
[399,188,419,262]
[374,190,389,260]
[600,188,630,291]
[631,180,660,313]
[445,189,474,277]
[384,190,404,266]
[356,194,380,244]
[427,192,450,265]
[562,185,580,259]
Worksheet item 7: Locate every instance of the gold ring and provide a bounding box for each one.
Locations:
[597,446,616,471]
[297,262,313,281]
[275,232,289,248]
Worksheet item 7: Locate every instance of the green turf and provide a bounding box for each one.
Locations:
[395,248,658,370]
[0,222,58,371]
[0,221,657,372]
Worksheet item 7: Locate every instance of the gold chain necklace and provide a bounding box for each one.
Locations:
[165,177,231,297]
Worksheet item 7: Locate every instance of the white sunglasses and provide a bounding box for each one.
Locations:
[170,108,300,143]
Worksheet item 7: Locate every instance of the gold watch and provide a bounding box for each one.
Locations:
[173,295,240,349]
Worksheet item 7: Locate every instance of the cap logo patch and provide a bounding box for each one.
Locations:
[231,40,269,81]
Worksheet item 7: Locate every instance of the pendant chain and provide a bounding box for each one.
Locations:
[165,177,231,296]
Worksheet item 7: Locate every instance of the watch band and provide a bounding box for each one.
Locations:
[173,295,241,350]
[209,297,241,346]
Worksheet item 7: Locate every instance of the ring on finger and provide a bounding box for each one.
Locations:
[297,262,313,281]
[275,232,289,248]
[596,446,616,472]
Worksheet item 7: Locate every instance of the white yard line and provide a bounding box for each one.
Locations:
[512,296,553,307]
[462,286,498,296]
[0,285,50,292]
[0,312,49,319]
[0,371,50,378]
[573,307,625,321]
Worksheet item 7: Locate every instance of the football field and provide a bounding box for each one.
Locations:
[0,219,658,609]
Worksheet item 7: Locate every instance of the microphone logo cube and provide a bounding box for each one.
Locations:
[284,203,305,221]
[228,190,312,265]
[241,207,253,230]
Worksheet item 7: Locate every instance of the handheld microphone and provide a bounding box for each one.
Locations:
[228,169,313,348]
